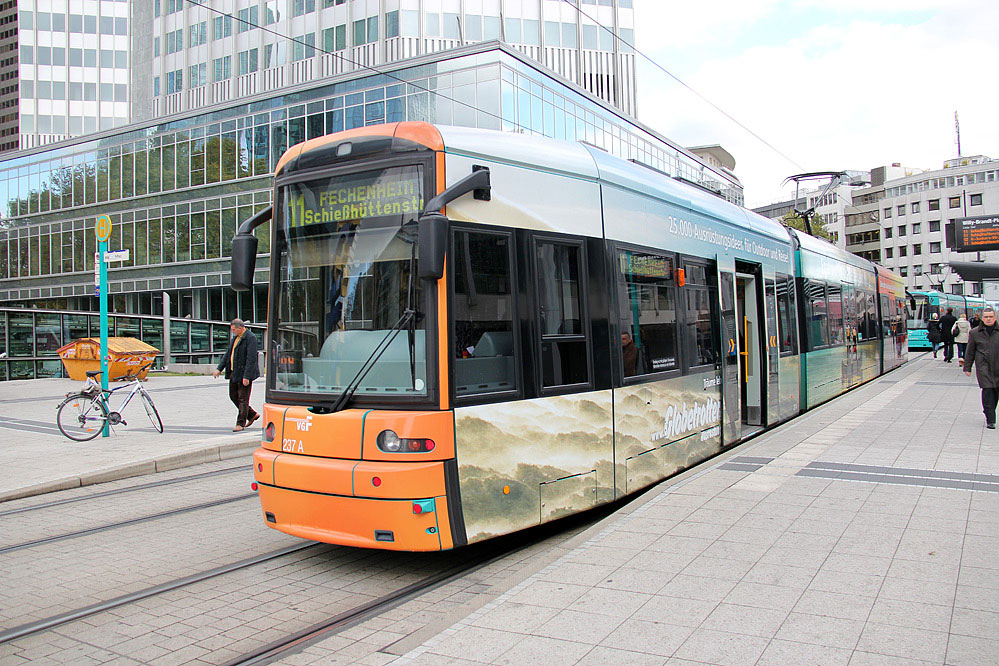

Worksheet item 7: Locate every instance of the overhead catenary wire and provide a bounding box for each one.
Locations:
[559,0,807,173]
[182,0,528,134]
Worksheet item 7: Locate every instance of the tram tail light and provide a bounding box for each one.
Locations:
[377,430,436,453]
[264,422,276,442]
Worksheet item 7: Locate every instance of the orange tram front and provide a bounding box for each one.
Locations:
[248,123,469,551]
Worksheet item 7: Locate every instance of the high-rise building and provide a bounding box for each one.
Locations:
[866,156,999,294]
[0,1,18,154]
[140,0,637,124]
[14,0,133,153]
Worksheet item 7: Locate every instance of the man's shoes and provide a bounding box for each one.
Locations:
[246,413,260,427]
[987,423,995,430]
[233,425,244,432]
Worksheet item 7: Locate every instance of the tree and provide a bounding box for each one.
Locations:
[780,211,835,242]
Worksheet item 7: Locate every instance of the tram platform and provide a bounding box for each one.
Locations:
[0,373,262,502]
[378,353,998,666]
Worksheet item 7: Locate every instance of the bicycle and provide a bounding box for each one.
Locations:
[56,362,164,441]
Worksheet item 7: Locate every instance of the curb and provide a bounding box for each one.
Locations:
[0,438,260,504]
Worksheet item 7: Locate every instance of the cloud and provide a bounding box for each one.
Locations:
[633,1,999,207]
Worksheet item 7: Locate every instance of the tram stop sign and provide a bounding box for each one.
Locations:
[95,214,112,243]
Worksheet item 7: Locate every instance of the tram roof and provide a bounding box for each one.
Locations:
[438,126,789,245]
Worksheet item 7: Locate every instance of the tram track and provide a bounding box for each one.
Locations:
[0,493,255,554]
[0,463,249,517]
[0,542,322,644]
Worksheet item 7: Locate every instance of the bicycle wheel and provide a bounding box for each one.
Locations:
[141,391,164,433]
[57,392,109,441]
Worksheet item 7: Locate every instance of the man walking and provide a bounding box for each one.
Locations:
[213,319,260,431]
[939,307,958,363]
[963,307,999,429]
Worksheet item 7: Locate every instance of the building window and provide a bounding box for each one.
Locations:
[166,29,184,55]
[292,0,316,17]
[911,202,920,214]
[190,22,208,47]
[913,265,923,275]
[353,16,378,45]
[912,244,922,255]
[238,49,259,75]
[237,7,258,32]
[324,25,347,51]
[213,56,231,81]
[899,246,907,257]
[930,241,941,253]
[912,223,921,234]
[292,33,316,61]
[188,62,207,87]
[900,267,908,277]
[213,15,233,39]
[885,248,893,259]
[898,225,906,236]
[970,193,983,206]
[166,69,183,94]
[931,263,942,274]
[949,196,961,209]
[928,199,940,211]
[952,283,964,295]
[885,227,893,239]
[897,205,905,216]
[930,220,940,232]
[883,208,891,218]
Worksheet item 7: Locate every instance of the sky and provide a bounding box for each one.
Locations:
[631,0,999,208]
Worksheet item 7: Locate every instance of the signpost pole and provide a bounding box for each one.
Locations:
[99,239,109,437]
[96,215,112,438]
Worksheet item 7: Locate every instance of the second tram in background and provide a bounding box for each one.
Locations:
[906,290,994,349]
[232,122,908,551]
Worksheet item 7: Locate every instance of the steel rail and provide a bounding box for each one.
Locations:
[0,494,255,554]
[0,464,249,517]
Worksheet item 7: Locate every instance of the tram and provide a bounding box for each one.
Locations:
[906,290,989,349]
[232,122,908,551]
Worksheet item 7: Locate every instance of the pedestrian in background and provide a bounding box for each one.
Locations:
[954,313,972,365]
[963,307,999,429]
[928,312,942,358]
[213,319,261,432]
[939,307,958,362]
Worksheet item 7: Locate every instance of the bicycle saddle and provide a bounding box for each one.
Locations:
[86,370,102,377]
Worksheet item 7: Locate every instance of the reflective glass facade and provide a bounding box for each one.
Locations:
[0,44,742,376]
[0,307,264,380]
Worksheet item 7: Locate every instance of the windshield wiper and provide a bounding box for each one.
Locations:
[317,307,416,414]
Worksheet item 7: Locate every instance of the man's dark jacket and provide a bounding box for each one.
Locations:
[963,324,999,388]
[940,312,958,343]
[217,329,260,382]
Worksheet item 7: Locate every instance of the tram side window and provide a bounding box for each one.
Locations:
[861,291,878,340]
[827,282,844,345]
[453,229,517,397]
[881,294,892,338]
[536,240,589,388]
[776,273,797,355]
[616,248,678,378]
[683,262,718,368]
[804,279,830,350]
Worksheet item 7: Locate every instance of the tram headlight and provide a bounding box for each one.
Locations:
[376,430,436,453]
[378,430,403,452]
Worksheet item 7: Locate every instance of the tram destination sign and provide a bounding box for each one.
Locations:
[954,215,999,252]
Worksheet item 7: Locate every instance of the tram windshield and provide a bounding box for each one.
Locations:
[270,165,430,399]
[907,294,929,329]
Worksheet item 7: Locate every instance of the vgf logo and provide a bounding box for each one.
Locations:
[288,415,313,432]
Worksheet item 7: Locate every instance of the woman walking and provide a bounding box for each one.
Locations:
[928,312,942,358]
[954,313,972,365]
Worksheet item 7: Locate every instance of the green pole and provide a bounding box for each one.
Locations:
[99,240,109,437]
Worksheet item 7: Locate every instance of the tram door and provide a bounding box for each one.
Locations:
[736,266,766,432]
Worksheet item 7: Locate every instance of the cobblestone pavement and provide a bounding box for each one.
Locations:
[0,374,263,501]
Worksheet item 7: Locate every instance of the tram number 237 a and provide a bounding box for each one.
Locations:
[282,439,304,453]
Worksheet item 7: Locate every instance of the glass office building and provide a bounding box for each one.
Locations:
[0,42,743,380]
